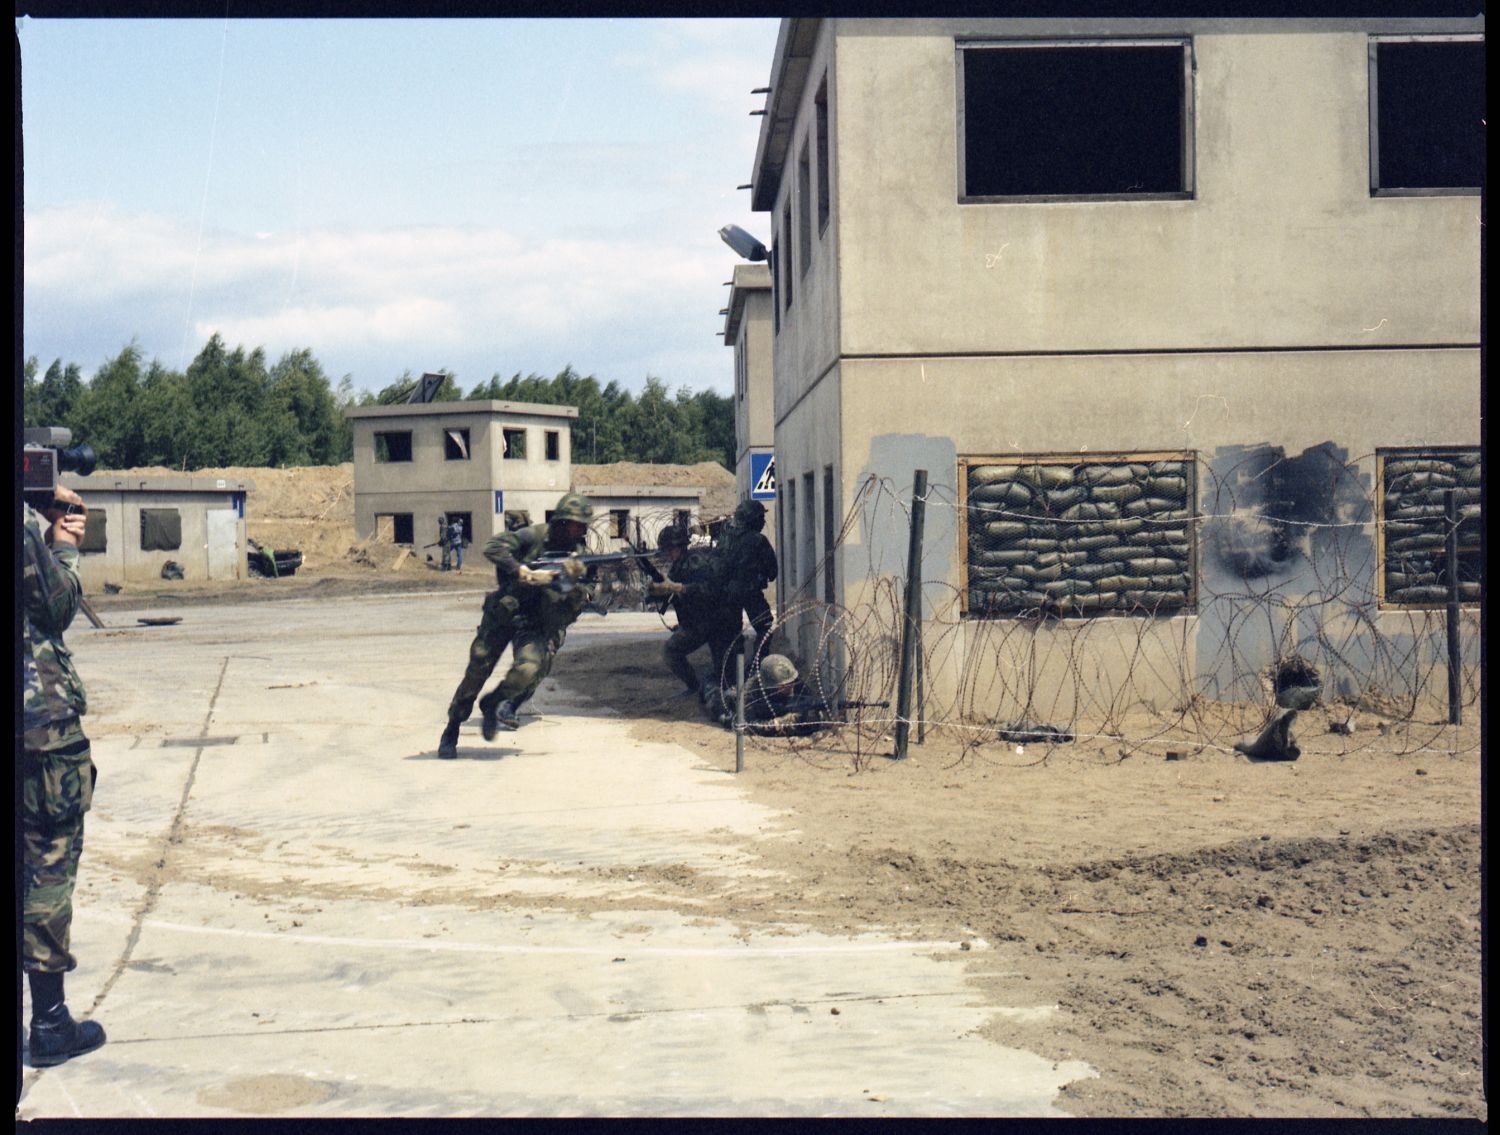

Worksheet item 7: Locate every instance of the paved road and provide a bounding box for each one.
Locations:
[19,592,1094,1118]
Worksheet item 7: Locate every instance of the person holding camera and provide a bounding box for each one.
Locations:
[21,486,107,1066]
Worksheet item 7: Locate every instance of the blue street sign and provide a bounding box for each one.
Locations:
[750,452,776,501]
[494,490,504,514]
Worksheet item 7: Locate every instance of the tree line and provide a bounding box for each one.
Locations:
[22,335,736,472]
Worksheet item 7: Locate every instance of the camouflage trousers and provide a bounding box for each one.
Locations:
[664,614,743,693]
[446,590,520,723]
[737,590,774,657]
[22,717,96,974]
[492,615,574,704]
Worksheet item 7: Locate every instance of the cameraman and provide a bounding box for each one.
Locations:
[20,485,106,1066]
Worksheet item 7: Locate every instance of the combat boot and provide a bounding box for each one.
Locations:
[437,719,460,759]
[479,693,502,741]
[496,700,521,731]
[29,999,106,1067]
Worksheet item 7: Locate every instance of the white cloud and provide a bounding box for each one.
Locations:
[24,201,737,393]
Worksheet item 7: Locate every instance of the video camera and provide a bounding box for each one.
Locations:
[23,427,97,507]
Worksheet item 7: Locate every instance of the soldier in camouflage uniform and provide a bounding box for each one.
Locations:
[437,492,595,758]
[702,653,824,736]
[21,489,107,1066]
[717,499,778,659]
[649,525,743,698]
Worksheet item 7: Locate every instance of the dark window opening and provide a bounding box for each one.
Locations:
[823,465,836,603]
[446,511,473,543]
[961,41,1190,199]
[1371,38,1484,194]
[140,508,182,552]
[443,428,472,461]
[79,511,108,554]
[545,430,561,461]
[815,77,830,233]
[392,513,415,545]
[611,509,630,539]
[374,431,413,463]
[797,140,813,277]
[780,205,794,310]
[771,245,781,335]
[503,428,527,460]
[675,509,692,531]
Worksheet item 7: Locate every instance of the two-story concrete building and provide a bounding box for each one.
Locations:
[748,17,1482,711]
[344,400,577,549]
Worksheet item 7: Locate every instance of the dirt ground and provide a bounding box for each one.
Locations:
[79,464,1486,1119]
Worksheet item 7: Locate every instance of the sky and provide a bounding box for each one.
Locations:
[18,17,782,399]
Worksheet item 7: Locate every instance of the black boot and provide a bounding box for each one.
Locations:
[479,693,502,742]
[495,700,521,731]
[438,719,460,759]
[28,972,106,1067]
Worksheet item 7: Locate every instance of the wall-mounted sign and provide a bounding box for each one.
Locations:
[494,490,504,514]
[750,452,776,501]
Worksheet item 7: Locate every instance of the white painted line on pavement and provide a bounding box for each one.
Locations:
[82,911,985,958]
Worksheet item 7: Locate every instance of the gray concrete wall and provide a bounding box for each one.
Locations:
[62,480,250,591]
[829,20,1481,356]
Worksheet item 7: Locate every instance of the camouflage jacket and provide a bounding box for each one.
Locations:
[22,504,87,728]
[482,522,592,624]
[717,520,778,596]
[668,545,739,629]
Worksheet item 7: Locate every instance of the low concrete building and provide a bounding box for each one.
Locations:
[59,472,253,591]
[344,400,577,550]
[723,262,778,525]
[748,17,1483,709]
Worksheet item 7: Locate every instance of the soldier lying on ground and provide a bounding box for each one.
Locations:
[702,654,828,737]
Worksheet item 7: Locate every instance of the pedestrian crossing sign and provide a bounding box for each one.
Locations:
[750,452,776,501]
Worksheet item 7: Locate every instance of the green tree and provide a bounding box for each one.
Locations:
[69,344,147,467]
[134,362,197,468]
[23,357,86,429]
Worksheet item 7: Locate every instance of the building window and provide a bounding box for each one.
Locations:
[392,514,415,545]
[958,39,1193,200]
[815,76,830,234]
[446,511,473,543]
[1378,449,1481,606]
[823,465,836,603]
[374,431,413,463]
[797,139,813,278]
[675,509,692,531]
[504,510,531,531]
[79,511,108,554]
[443,427,471,461]
[771,245,781,335]
[140,508,182,552]
[963,454,1195,617]
[1369,37,1483,195]
[503,428,527,460]
[780,204,794,310]
[545,430,561,461]
[784,477,796,593]
[802,471,816,593]
[611,509,630,539]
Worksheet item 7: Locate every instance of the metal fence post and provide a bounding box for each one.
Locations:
[1444,488,1462,726]
[893,469,928,760]
[734,647,747,773]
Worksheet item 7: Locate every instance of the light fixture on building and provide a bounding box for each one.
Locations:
[718,224,768,262]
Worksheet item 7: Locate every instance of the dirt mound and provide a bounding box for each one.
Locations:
[572,461,738,520]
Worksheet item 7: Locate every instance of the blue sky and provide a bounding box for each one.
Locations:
[19,17,782,398]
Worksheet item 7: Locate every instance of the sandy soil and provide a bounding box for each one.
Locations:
[78,463,1486,1119]
[552,638,1485,1120]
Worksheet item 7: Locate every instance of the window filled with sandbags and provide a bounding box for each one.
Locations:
[1378,449,1481,607]
[962,454,1195,617]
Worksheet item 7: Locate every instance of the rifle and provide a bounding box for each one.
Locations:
[773,696,890,720]
[531,549,663,595]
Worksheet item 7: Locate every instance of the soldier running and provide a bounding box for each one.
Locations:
[438,492,594,758]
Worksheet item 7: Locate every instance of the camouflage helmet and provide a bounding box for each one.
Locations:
[734,499,767,527]
[757,654,798,687]
[657,524,690,551]
[551,492,594,524]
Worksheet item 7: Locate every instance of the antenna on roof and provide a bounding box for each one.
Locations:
[408,372,446,403]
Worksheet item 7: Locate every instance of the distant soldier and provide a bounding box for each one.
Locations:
[648,525,743,698]
[717,499,778,658]
[22,491,108,1066]
[438,517,454,571]
[437,492,594,758]
[447,516,466,573]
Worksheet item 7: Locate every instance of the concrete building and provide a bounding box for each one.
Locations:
[59,472,253,591]
[723,262,778,518]
[567,477,703,552]
[344,401,577,549]
[748,18,1482,705]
